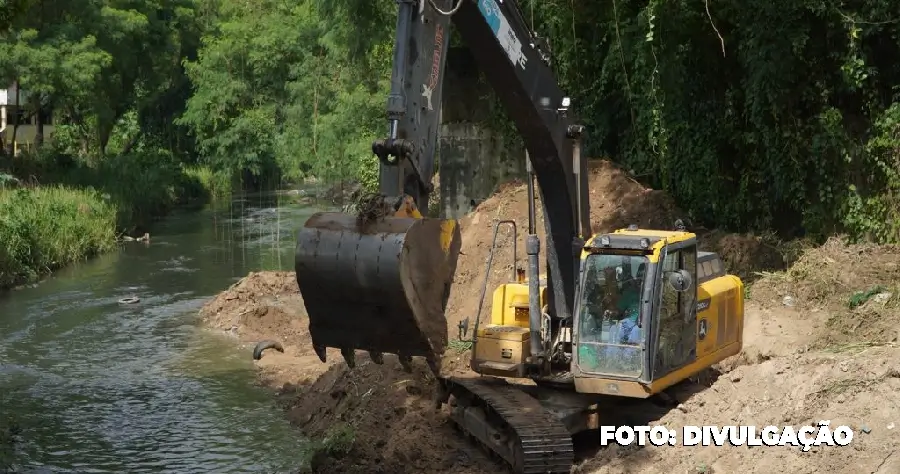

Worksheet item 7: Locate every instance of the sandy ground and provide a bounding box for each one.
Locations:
[199,160,900,473]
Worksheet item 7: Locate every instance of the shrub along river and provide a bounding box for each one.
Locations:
[0,190,325,472]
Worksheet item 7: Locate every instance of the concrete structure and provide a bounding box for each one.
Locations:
[1,82,55,155]
[437,47,526,219]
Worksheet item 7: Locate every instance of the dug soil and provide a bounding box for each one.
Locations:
[200,160,900,473]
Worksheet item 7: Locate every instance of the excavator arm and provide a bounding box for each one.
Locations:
[294,0,590,374]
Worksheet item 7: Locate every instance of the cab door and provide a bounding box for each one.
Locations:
[652,240,698,378]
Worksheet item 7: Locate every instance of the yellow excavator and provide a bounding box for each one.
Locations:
[293,0,745,472]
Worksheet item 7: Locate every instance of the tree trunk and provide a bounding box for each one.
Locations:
[8,82,20,156]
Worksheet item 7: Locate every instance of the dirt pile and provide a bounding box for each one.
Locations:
[199,159,900,473]
[201,273,495,473]
[277,355,494,474]
[200,271,331,387]
[749,236,900,347]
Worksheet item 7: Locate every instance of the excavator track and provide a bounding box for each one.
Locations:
[441,376,574,473]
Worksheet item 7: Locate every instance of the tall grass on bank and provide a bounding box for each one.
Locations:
[183,165,233,202]
[1,150,228,232]
[0,150,233,289]
[0,185,117,289]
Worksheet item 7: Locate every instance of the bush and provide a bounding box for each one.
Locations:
[183,165,234,201]
[0,185,117,289]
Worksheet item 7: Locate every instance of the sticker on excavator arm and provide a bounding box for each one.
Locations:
[476,0,527,70]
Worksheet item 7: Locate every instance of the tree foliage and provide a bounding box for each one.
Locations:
[5,0,900,243]
[178,0,394,187]
[0,0,202,158]
[516,0,900,242]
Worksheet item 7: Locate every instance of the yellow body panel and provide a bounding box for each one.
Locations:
[472,325,530,377]
[470,277,549,377]
[695,274,744,358]
[490,283,548,327]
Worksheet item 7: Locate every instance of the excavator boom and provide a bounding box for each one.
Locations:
[295,0,588,373]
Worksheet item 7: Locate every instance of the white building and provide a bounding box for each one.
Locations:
[0,82,55,155]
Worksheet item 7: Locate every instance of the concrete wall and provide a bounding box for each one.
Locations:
[437,47,526,219]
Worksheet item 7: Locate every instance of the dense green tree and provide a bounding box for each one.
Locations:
[177,0,394,187]
[0,0,203,158]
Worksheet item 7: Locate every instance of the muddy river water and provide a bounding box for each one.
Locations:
[0,191,324,472]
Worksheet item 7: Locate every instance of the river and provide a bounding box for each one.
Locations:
[0,190,325,473]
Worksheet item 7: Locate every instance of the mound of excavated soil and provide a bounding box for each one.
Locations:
[201,273,497,473]
[199,160,900,473]
[748,236,900,347]
[445,160,681,335]
[278,356,495,474]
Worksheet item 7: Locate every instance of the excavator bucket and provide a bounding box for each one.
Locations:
[294,211,462,371]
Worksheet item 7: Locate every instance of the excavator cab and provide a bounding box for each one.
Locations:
[571,227,744,398]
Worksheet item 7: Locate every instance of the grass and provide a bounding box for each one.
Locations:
[302,422,356,472]
[448,339,474,353]
[2,150,235,228]
[0,150,234,290]
[320,423,355,456]
[183,165,234,202]
[0,185,117,288]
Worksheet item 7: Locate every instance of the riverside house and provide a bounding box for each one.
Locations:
[0,82,55,156]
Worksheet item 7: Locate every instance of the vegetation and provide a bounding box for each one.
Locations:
[3,0,900,287]
[0,0,224,288]
[177,0,900,244]
[519,0,900,243]
[0,184,116,288]
[176,0,391,189]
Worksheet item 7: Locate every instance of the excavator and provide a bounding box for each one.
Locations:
[293,0,745,472]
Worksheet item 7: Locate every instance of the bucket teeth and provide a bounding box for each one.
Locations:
[314,345,327,363]
[369,351,385,364]
[399,355,413,373]
[426,357,440,375]
[341,348,356,368]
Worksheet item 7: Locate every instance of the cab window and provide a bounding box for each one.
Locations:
[655,245,697,376]
[577,253,647,378]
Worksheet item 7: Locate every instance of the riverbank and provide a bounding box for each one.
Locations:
[0,151,231,290]
[200,160,900,473]
[199,271,489,474]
